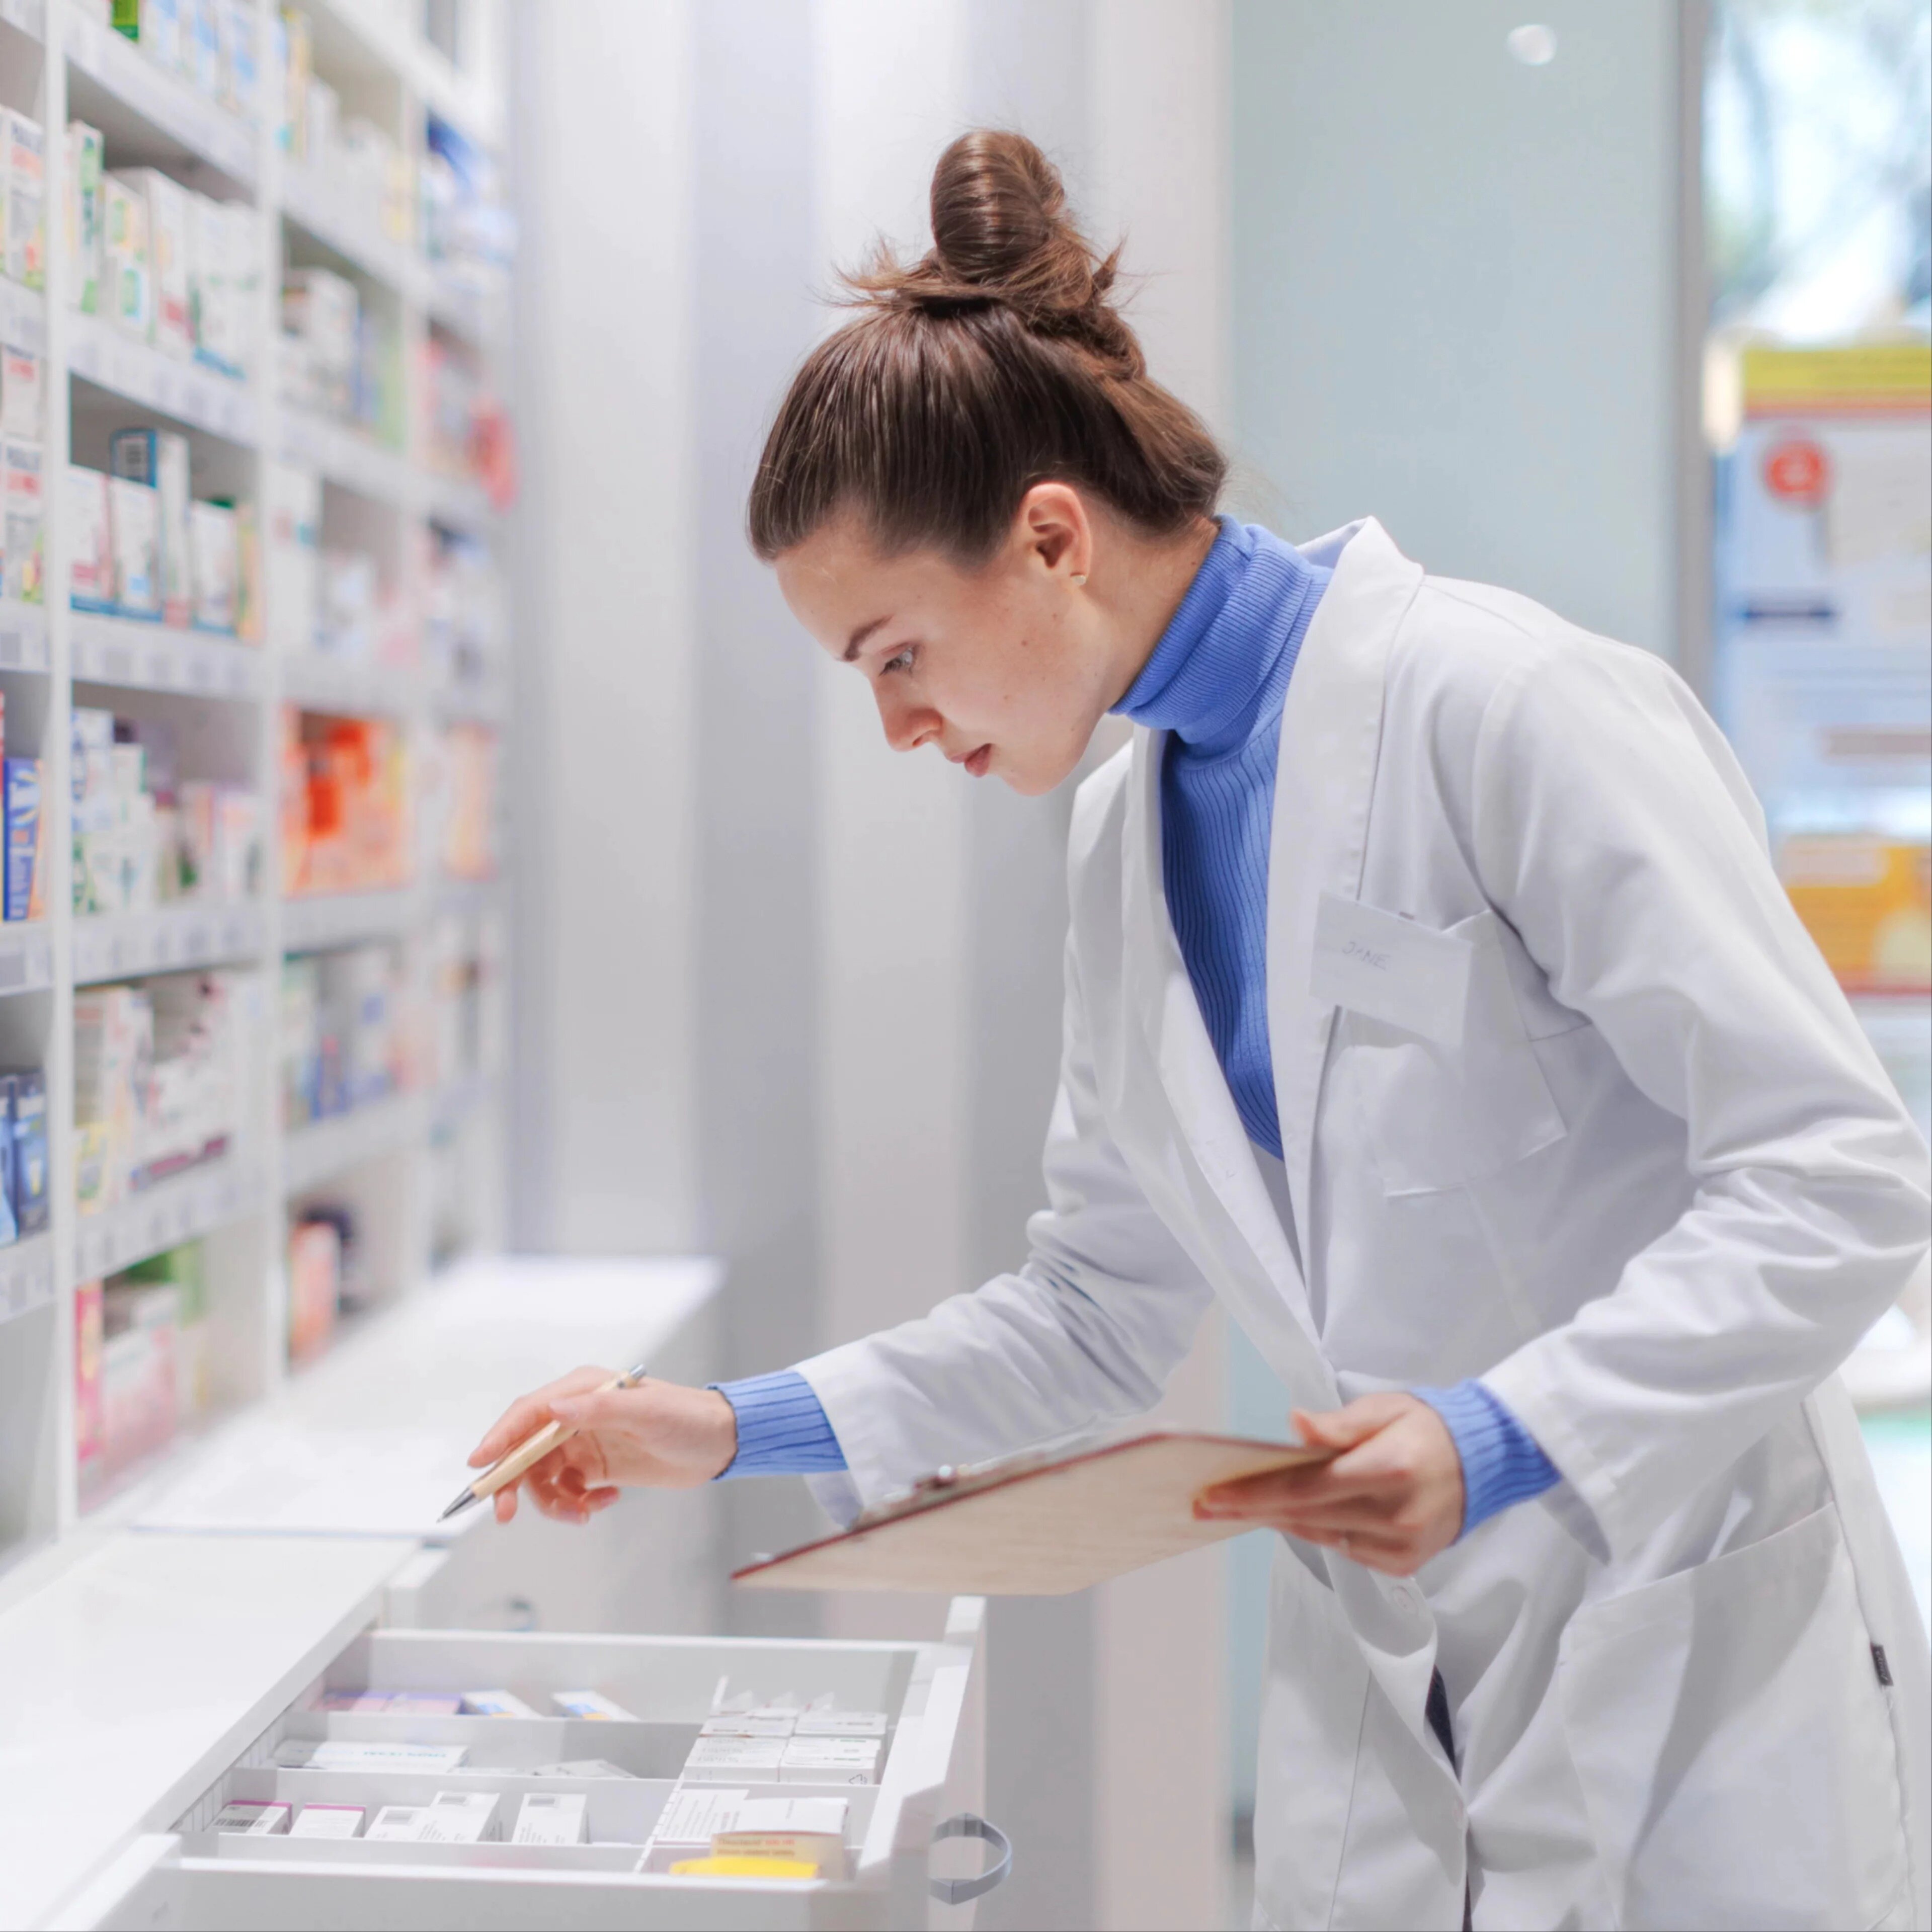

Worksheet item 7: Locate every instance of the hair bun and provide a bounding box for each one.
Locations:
[848,130,1141,375]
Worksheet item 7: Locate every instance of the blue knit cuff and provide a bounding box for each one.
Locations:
[711,1369,849,1479]
[1412,1380,1560,1537]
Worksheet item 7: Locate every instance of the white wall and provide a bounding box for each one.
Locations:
[1231,0,1686,658]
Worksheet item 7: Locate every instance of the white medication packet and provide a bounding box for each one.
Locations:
[514,1791,589,1845]
[1309,891,1473,1047]
[793,1710,887,1738]
[210,1800,291,1835]
[460,1688,541,1718]
[714,1796,848,1871]
[290,1805,364,1839]
[701,1711,796,1738]
[779,1737,880,1785]
[682,1736,786,1781]
[417,1791,498,1844]
[648,1786,749,1850]
[365,1806,430,1842]
[552,1689,637,1722]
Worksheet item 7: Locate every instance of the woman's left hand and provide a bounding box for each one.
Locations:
[1193,1393,1465,1577]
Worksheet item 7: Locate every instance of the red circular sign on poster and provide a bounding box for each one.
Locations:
[1763,438,1830,506]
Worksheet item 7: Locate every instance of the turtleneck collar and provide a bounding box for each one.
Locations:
[1111,516,1328,760]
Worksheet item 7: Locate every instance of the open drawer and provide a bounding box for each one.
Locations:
[59,1599,996,1932]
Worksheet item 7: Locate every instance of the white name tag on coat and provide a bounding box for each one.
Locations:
[1309,893,1473,1046]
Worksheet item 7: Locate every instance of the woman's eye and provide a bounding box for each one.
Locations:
[881,647,916,675]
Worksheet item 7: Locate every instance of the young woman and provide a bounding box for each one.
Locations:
[474,132,1930,1930]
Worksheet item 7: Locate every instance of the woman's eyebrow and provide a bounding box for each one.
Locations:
[844,616,891,661]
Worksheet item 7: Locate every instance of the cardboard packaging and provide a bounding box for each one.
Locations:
[3,757,38,921]
[66,122,105,315]
[513,1793,589,1847]
[68,467,114,612]
[8,1069,48,1233]
[289,1806,363,1840]
[74,1280,105,1481]
[188,500,237,631]
[222,0,260,120]
[264,461,318,650]
[108,474,160,617]
[681,1737,787,1782]
[0,342,41,439]
[4,113,45,291]
[103,173,151,341]
[1,436,42,603]
[115,171,191,358]
[110,429,191,625]
[210,1801,290,1836]
[777,1737,880,1785]
[416,1792,498,1845]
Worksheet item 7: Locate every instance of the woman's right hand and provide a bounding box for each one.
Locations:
[466,1368,740,1524]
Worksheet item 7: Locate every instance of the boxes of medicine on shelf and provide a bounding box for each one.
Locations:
[188,501,238,631]
[553,1691,639,1722]
[66,122,105,316]
[119,1243,209,1419]
[4,755,41,922]
[109,475,160,617]
[286,1215,340,1363]
[513,1793,588,1848]
[265,463,319,653]
[2,1070,49,1234]
[113,172,192,358]
[3,112,45,291]
[318,550,377,658]
[2,438,42,604]
[0,343,40,440]
[99,1279,180,1475]
[289,1807,364,1841]
[282,710,413,897]
[459,1689,542,1718]
[104,173,153,342]
[713,1798,850,1875]
[74,1280,105,1482]
[110,430,192,625]
[681,1737,787,1783]
[68,467,113,612]
[777,1738,880,1785]
[282,268,359,420]
[210,1801,291,1837]
[1779,835,1931,995]
[113,0,186,70]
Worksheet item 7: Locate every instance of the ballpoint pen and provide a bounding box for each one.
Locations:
[440,1361,651,1522]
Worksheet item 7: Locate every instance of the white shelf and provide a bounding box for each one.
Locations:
[75,1155,262,1280]
[280,405,411,507]
[0,277,44,358]
[0,0,41,43]
[68,312,258,445]
[280,650,418,717]
[71,611,262,698]
[282,888,418,951]
[0,1233,52,1325]
[72,902,266,986]
[285,1092,426,1194]
[0,922,51,996]
[63,11,259,187]
[282,159,423,298]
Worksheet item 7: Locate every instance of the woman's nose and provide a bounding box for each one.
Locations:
[876,687,941,754]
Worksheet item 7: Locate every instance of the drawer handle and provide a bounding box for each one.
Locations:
[929,1812,1012,1905]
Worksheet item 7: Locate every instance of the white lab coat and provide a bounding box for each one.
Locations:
[798,519,1932,1930]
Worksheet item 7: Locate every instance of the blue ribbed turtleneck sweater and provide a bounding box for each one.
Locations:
[716,518,1559,1538]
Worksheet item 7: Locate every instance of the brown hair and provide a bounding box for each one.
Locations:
[748,129,1226,565]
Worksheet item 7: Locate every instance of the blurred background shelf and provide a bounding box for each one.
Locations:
[70,612,263,698]
[285,1092,426,1194]
[72,903,265,985]
[75,1157,261,1281]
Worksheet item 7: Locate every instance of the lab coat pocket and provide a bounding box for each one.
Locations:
[1557,1505,1907,1932]
[1335,908,1567,1196]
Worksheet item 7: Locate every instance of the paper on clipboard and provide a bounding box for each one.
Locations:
[731,1431,1333,1596]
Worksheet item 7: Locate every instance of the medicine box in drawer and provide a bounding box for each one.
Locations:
[73,1600,995,1931]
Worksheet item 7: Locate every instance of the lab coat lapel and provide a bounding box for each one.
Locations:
[1119,727,1334,1404]
[1267,520,1426,1248]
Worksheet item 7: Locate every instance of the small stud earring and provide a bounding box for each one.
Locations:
[1070,573,1087,587]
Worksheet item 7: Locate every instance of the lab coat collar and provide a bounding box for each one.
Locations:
[1268,518,1426,1251]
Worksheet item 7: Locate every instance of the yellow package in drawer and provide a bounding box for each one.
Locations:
[1780,837,1931,992]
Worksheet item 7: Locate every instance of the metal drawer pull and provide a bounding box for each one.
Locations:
[929,1812,1013,1904]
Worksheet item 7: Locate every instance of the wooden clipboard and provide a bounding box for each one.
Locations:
[731,1431,1332,1596]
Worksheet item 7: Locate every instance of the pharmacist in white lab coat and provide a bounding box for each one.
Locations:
[476,133,1931,1928]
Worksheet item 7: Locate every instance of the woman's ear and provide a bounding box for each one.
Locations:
[1014,482,1092,583]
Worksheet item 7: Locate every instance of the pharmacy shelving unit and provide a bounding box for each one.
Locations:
[0,0,515,1577]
